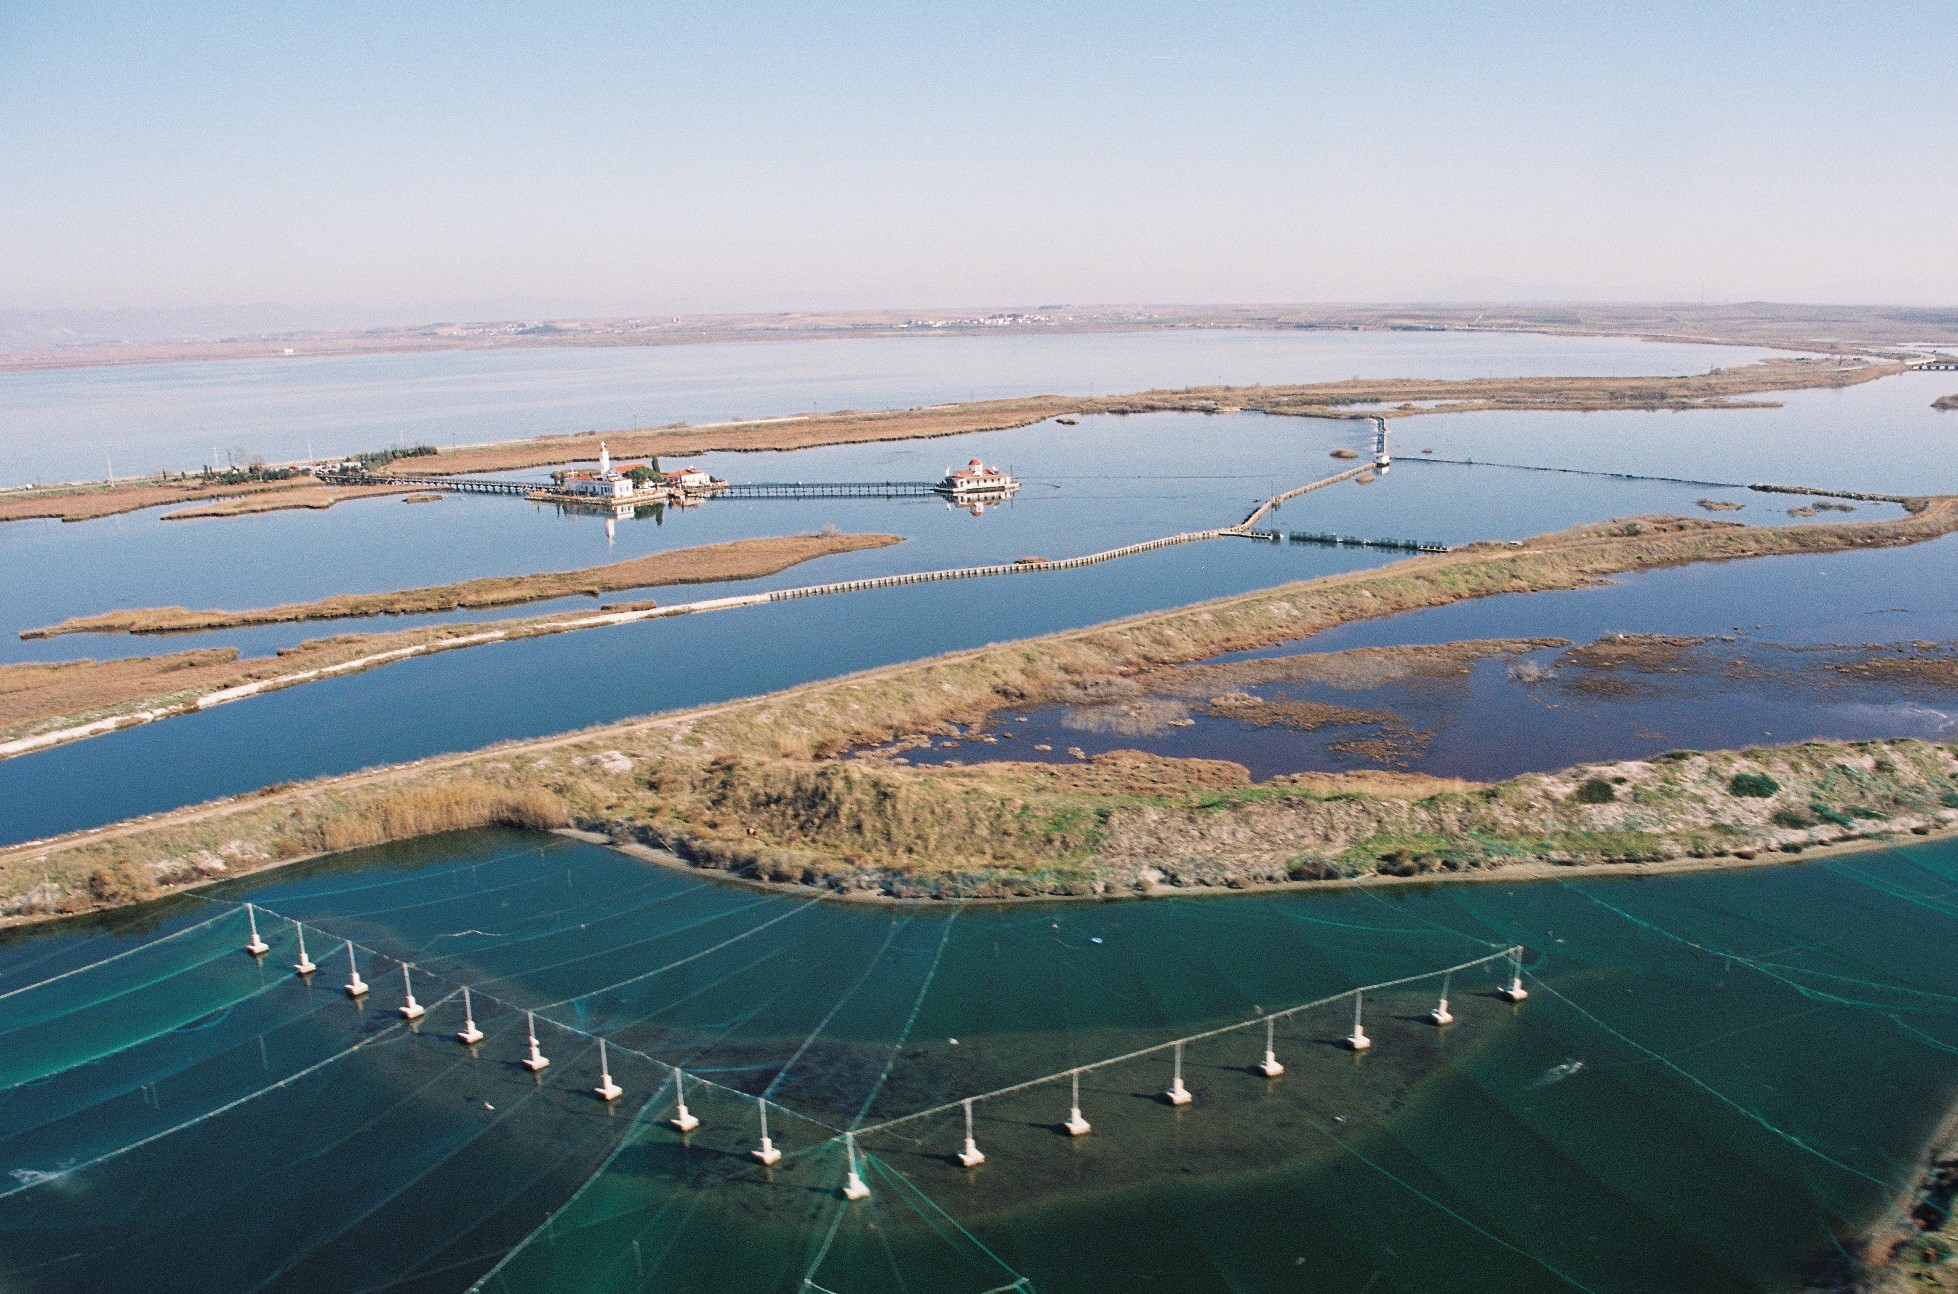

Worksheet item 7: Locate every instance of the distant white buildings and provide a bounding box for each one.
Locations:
[549,444,724,505]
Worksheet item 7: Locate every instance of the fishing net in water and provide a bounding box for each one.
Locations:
[5,826,1958,1293]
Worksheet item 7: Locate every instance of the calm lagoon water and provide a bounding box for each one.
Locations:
[0,329,1788,484]
[3,828,1957,1293]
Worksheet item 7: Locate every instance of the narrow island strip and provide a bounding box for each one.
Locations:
[4,498,1955,925]
[158,483,412,519]
[24,531,902,638]
[0,354,1903,523]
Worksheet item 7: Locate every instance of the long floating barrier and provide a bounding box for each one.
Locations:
[1240,528,1449,553]
[1400,456,1746,489]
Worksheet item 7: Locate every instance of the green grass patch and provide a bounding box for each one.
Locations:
[1574,778,1617,804]
[1729,771,1781,798]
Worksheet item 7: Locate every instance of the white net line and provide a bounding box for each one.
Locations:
[847,945,1522,1139]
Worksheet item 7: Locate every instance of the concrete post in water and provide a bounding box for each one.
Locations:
[1499,948,1530,1003]
[520,1011,550,1073]
[1258,1015,1285,1078]
[1165,1041,1193,1106]
[670,1068,700,1132]
[594,1038,623,1102]
[841,1132,870,1201]
[753,1098,782,1165]
[293,925,317,977]
[244,904,270,958]
[1063,1069,1092,1137]
[1346,991,1372,1051]
[456,986,485,1045]
[1428,973,1454,1026]
[343,942,369,1000]
[958,1098,986,1168]
[399,964,425,1021]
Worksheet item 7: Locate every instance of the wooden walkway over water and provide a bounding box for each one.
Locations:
[716,481,940,499]
[351,472,949,502]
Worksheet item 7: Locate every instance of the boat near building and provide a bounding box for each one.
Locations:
[935,458,1020,500]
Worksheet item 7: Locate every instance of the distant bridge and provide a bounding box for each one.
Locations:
[1912,360,1958,371]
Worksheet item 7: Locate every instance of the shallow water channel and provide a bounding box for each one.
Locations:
[896,537,1958,782]
[2,828,1956,1293]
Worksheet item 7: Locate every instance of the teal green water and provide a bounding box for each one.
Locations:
[3,830,1957,1292]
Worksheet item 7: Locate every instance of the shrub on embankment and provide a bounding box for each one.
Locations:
[313,780,571,852]
[0,775,574,922]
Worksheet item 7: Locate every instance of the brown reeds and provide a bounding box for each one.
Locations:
[26,531,901,637]
[314,780,570,853]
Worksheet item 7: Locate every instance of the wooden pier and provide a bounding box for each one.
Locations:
[350,471,543,496]
[339,470,948,502]
[1240,465,1369,528]
[765,528,1239,600]
[716,481,940,500]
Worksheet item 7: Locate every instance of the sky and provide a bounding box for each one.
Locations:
[2,1,1954,321]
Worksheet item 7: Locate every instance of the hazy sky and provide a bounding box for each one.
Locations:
[3,1,1954,316]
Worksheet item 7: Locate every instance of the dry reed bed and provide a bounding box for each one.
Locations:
[5,500,1957,921]
[159,483,410,519]
[0,477,336,524]
[25,531,901,637]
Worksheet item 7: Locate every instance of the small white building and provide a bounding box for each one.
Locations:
[663,466,715,491]
[561,443,636,499]
[937,458,1020,498]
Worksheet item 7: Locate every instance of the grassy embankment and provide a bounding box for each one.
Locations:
[24,531,901,638]
[0,356,1904,523]
[4,500,1955,923]
[0,532,899,748]
[159,484,414,518]
[0,478,408,523]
